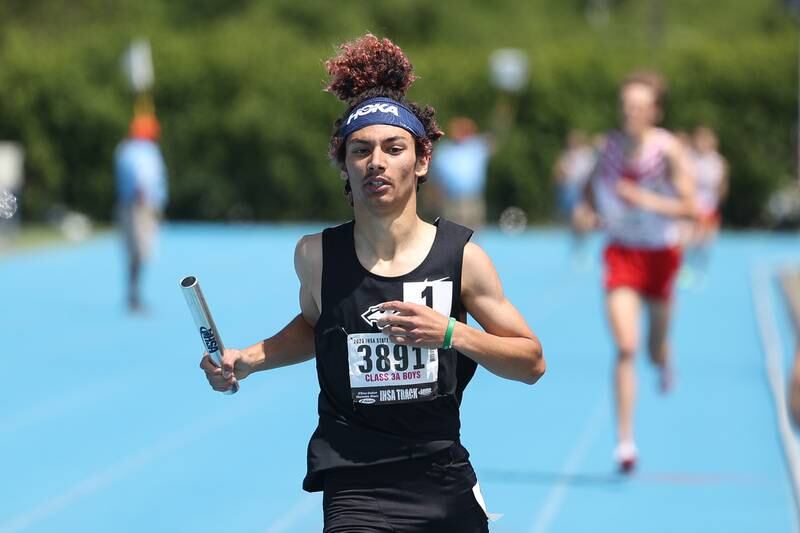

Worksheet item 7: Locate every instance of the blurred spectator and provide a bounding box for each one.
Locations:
[553,129,597,221]
[0,142,24,246]
[114,113,168,312]
[766,181,800,229]
[553,129,598,265]
[430,117,495,230]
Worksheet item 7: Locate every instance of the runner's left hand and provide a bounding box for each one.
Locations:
[376,301,451,349]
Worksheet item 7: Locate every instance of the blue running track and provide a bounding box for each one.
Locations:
[1,224,798,532]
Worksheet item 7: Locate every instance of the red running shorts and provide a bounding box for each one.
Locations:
[604,243,683,301]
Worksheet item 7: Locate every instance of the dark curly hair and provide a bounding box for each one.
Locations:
[325,34,443,201]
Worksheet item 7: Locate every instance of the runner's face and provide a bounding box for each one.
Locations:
[620,83,660,136]
[344,125,429,212]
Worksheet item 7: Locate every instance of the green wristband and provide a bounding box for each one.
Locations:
[442,317,456,350]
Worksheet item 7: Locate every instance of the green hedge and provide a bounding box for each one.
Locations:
[0,0,795,226]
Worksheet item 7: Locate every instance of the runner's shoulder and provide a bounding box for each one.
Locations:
[462,241,497,290]
[294,232,323,278]
[655,128,681,153]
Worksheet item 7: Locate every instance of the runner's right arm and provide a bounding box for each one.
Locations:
[615,136,696,219]
[200,234,321,392]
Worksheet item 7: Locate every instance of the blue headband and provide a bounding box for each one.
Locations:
[337,97,426,140]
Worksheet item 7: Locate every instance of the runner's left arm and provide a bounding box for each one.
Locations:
[455,242,545,384]
[379,242,544,385]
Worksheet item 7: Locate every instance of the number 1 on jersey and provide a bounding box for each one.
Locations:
[421,285,433,308]
[403,279,453,317]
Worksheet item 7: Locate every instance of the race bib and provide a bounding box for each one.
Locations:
[348,333,439,405]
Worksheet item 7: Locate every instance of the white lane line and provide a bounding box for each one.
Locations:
[263,492,320,533]
[752,262,800,533]
[529,400,607,533]
[0,390,261,533]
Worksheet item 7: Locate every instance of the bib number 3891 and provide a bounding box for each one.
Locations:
[348,333,439,405]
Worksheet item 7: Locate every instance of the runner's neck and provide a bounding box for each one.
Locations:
[353,215,436,277]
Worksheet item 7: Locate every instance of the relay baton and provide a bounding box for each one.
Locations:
[180,275,239,394]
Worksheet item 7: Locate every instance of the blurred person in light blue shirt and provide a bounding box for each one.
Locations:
[552,129,599,267]
[553,129,596,220]
[114,113,168,312]
[430,117,495,230]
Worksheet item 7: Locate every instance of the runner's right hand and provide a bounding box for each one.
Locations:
[199,348,254,392]
[572,202,598,233]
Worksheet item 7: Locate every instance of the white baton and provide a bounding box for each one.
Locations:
[180,275,239,394]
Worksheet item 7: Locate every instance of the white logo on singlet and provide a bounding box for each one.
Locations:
[361,305,397,328]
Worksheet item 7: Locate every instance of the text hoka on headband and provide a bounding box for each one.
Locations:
[337,97,426,140]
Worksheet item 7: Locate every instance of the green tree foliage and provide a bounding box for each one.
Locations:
[0,0,794,225]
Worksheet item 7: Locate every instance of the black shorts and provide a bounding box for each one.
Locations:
[322,444,490,533]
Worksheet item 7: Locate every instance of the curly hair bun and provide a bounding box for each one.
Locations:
[325,33,416,103]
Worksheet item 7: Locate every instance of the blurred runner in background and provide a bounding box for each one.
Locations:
[679,125,728,287]
[572,70,697,473]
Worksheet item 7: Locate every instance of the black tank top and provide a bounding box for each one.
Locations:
[303,218,476,491]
